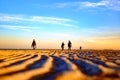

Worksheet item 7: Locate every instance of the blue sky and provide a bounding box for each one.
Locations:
[0,0,120,49]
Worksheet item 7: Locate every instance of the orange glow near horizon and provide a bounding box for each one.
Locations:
[0,36,120,50]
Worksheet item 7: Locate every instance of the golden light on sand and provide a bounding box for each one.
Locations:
[0,50,120,80]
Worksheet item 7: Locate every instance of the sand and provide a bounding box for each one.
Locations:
[0,49,120,80]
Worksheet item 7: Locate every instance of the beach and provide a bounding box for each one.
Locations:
[0,49,120,80]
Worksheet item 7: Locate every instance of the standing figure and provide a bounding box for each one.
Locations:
[80,46,82,50]
[31,39,36,50]
[68,40,72,50]
[61,42,65,50]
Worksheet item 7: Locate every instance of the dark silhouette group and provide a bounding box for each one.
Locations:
[61,40,72,50]
[31,39,82,50]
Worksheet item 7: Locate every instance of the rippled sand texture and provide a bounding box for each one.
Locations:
[0,50,120,80]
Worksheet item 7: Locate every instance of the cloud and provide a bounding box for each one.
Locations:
[81,0,120,10]
[81,26,120,43]
[0,13,76,27]
[56,0,120,11]
[81,0,109,8]
[46,32,78,41]
[84,36,120,43]
[0,14,23,22]
[29,16,76,27]
[80,26,120,34]
[0,25,33,31]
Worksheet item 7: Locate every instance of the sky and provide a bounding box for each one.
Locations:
[0,0,120,49]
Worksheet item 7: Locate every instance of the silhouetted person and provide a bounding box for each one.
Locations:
[61,42,65,50]
[31,39,36,50]
[68,40,72,50]
[80,46,82,50]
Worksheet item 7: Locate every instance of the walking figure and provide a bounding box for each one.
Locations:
[80,46,82,50]
[61,42,65,50]
[31,39,36,50]
[68,40,72,50]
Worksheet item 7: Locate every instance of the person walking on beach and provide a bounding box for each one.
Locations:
[80,46,82,50]
[31,39,36,50]
[61,42,65,50]
[68,40,72,50]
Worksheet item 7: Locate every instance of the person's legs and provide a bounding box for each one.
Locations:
[33,46,35,50]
